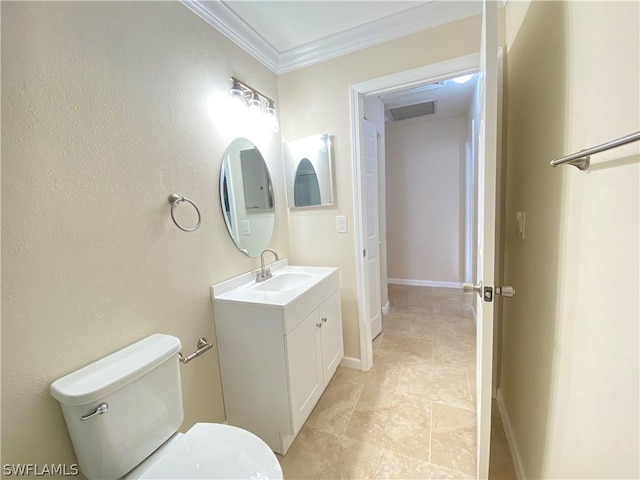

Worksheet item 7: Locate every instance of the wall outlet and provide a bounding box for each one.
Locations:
[516,211,526,239]
[241,220,251,235]
[336,215,348,233]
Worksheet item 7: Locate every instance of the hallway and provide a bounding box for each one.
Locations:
[277,285,516,478]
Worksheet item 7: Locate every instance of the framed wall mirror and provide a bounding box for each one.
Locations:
[220,138,275,257]
[283,133,334,209]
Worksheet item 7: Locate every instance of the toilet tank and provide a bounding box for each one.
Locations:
[51,334,184,480]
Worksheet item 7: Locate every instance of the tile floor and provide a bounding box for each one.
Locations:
[276,285,517,479]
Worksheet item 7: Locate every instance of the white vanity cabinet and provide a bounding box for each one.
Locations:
[211,263,343,455]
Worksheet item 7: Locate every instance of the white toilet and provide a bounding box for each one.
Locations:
[50,334,283,479]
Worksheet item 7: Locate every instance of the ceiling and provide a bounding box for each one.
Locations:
[181,0,482,74]
[381,74,478,123]
[182,1,481,120]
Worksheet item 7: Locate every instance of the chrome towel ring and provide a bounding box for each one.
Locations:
[168,194,201,232]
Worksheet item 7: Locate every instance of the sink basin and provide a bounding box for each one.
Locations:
[254,272,314,292]
[211,259,338,308]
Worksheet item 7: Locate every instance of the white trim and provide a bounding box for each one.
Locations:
[350,53,480,376]
[339,356,362,370]
[497,388,526,480]
[181,1,482,74]
[388,278,463,289]
[382,301,390,315]
[181,0,280,73]
[277,2,482,74]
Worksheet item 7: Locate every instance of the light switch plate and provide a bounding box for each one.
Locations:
[241,220,251,235]
[336,215,348,233]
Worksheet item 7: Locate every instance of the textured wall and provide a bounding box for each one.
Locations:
[501,1,639,478]
[1,1,288,470]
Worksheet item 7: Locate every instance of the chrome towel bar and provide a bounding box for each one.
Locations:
[179,338,213,364]
[550,131,640,170]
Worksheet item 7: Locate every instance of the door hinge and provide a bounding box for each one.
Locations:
[363,249,366,257]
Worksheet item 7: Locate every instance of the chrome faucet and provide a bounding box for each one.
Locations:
[256,248,279,282]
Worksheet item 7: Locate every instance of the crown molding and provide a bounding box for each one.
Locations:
[181,0,280,73]
[182,1,483,75]
[278,2,483,74]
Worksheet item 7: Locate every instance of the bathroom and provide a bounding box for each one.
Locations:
[2,1,639,479]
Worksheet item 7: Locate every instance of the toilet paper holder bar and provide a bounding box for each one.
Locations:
[179,338,213,364]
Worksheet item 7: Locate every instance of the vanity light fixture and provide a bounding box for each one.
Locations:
[228,77,279,132]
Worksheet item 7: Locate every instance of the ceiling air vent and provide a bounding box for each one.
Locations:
[389,100,437,121]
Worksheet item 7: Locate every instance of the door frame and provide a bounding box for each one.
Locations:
[349,52,480,371]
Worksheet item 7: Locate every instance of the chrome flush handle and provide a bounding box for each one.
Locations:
[80,402,109,421]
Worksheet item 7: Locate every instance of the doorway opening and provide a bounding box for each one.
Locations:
[349,52,481,372]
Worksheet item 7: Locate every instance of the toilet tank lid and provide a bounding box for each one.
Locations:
[51,334,181,406]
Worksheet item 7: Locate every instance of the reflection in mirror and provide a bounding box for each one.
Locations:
[294,158,321,207]
[284,134,334,208]
[220,138,275,257]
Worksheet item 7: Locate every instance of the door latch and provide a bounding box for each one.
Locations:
[483,286,493,302]
[463,283,515,302]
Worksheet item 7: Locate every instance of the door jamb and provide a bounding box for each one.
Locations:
[349,52,480,372]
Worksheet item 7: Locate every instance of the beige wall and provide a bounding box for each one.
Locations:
[501,1,639,478]
[278,14,484,358]
[1,1,289,470]
[386,115,467,284]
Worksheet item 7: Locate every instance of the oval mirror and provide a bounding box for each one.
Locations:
[284,133,334,208]
[219,138,275,257]
[294,158,321,207]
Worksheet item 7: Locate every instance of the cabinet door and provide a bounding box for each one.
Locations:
[319,291,344,385]
[285,309,323,434]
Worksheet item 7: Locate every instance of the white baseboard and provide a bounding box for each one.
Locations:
[497,388,526,480]
[388,278,463,289]
[339,356,362,370]
[382,301,390,315]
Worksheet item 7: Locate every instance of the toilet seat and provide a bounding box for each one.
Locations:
[128,423,283,479]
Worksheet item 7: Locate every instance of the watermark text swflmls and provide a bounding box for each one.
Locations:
[2,464,79,476]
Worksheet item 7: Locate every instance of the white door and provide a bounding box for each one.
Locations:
[362,119,382,340]
[476,1,499,477]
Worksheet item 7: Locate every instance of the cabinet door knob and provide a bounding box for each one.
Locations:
[316,322,323,328]
[322,317,328,323]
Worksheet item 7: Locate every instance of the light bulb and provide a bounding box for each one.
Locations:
[265,101,279,133]
[452,74,474,84]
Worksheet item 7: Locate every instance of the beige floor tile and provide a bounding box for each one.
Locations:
[378,332,434,364]
[382,312,415,336]
[430,403,477,476]
[344,386,431,461]
[389,303,434,317]
[277,426,343,479]
[338,436,425,480]
[335,349,403,391]
[489,413,517,480]
[306,379,363,436]
[434,332,476,367]
[411,318,459,342]
[432,302,474,318]
[397,361,475,410]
